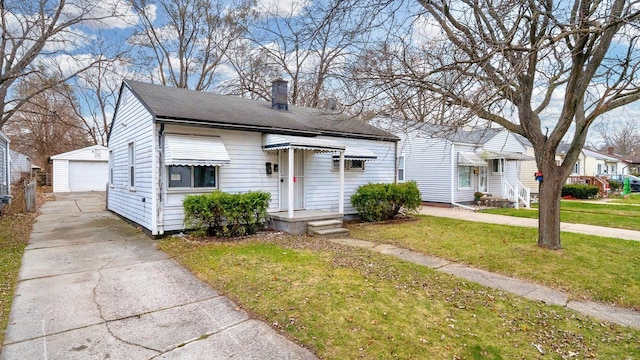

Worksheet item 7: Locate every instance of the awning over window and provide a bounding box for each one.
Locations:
[262,134,345,152]
[458,152,488,167]
[164,134,231,166]
[332,146,377,161]
[480,150,534,161]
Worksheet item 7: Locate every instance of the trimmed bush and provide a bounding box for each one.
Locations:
[561,184,599,199]
[183,191,271,237]
[351,181,421,222]
[608,179,622,192]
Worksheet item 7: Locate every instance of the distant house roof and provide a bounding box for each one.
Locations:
[122,80,398,142]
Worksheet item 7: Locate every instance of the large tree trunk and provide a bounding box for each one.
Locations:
[537,168,565,250]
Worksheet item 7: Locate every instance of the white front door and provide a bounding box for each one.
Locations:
[280,149,304,210]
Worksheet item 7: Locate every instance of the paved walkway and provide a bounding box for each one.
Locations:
[419,206,640,241]
[328,204,640,329]
[1,193,315,360]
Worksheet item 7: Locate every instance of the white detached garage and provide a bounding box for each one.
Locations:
[51,145,109,192]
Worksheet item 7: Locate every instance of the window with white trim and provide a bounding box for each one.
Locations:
[491,159,503,174]
[128,142,135,187]
[332,159,365,171]
[168,166,217,188]
[572,161,580,174]
[398,155,405,182]
[458,166,471,189]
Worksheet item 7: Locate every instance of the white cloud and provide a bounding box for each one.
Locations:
[62,0,150,29]
[253,0,311,17]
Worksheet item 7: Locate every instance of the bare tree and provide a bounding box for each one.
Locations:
[65,60,130,145]
[0,0,130,130]
[234,0,385,108]
[5,75,92,171]
[128,0,250,91]
[357,0,640,249]
[594,118,640,155]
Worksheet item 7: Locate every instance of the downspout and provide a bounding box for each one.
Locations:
[395,141,399,184]
[157,122,165,235]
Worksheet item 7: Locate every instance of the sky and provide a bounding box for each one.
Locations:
[10,0,640,150]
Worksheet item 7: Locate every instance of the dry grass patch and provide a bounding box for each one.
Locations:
[160,234,640,359]
[0,213,35,350]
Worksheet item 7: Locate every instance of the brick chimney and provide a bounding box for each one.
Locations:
[271,79,288,110]
[607,146,614,155]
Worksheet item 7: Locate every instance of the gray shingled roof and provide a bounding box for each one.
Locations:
[125,80,398,141]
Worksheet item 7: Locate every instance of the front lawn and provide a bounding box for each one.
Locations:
[0,214,35,350]
[480,200,640,231]
[610,193,640,205]
[160,235,640,359]
[349,216,640,310]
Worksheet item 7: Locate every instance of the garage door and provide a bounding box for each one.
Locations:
[68,161,108,192]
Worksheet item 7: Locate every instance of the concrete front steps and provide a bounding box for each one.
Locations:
[307,219,349,238]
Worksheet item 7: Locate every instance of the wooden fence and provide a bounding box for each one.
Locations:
[24,180,36,212]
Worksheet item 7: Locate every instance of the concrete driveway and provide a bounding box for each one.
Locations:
[1,192,316,360]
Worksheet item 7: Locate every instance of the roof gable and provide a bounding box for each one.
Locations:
[50,145,109,161]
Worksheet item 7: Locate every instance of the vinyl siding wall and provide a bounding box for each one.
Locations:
[161,126,279,232]
[452,144,477,203]
[9,151,31,183]
[483,131,529,197]
[397,131,452,203]
[519,146,539,194]
[107,87,156,233]
[483,131,526,153]
[160,126,396,231]
[306,136,396,214]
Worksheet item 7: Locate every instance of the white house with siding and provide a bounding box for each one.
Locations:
[107,80,398,236]
[9,150,34,184]
[377,118,533,208]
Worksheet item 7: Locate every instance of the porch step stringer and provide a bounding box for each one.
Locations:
[307,219,349,238]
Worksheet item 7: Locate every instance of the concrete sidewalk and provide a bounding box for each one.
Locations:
[419,206,640,241]
[1,193,316,360]
[329,238,640,329]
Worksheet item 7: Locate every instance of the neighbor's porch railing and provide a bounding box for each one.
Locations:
[503,179,531,209]
[566,176,610,196]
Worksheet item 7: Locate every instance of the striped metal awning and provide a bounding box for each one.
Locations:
[262,134,345,152]
[458,152,488,167]
[164,134,231,166]
[333,146,377,161]
[481,150,534,161]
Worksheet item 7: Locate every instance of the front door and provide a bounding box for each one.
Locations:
[280,149,305,210]
[478,166,488,193]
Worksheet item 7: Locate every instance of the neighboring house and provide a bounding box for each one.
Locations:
[377,118,533,208]
[603,147,640,175]
[9,150,33,184]
[107,80,398,236]
[0,131,9,199]
[51,145,109,193]
[556,144,625,176]
[511,135,540,195]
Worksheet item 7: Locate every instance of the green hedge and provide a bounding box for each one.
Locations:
[561,184,599,199]
[350,181,421,222]
[608,180,622,192]
[183,191,271,237]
